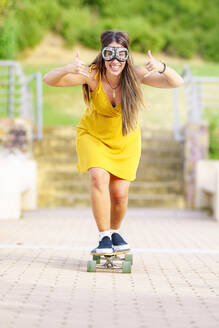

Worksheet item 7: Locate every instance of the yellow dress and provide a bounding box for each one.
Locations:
[75,65,141,181]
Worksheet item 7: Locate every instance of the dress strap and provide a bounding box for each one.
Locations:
[88,64,102,98]
[89,64,99,81]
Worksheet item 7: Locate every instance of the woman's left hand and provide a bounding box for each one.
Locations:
[144,50,164,77]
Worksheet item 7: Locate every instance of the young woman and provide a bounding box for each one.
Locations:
[43,30,184,254]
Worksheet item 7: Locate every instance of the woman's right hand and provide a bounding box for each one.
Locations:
[43,50,90,87]
[64,51,89,78]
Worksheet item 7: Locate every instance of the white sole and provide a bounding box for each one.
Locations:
[113,244,130,252]
[92,248,113,254]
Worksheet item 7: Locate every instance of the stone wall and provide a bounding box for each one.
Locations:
[183,121,209,208]
[0,118,34,158]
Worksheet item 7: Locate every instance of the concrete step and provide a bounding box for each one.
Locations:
[128,194,185,208]
[35,157,183,170]
[141,147,183,155]
[34,142,183,160]
[35,128,183,152]
[45,168,182,182]
[44,192,185,208]
[42,126,181,141]
[52,180,183,195]
[35,145,183,158]
[35,155,183,167]
[138,159,183,171]
[35,127,185,208]
[35,146,184,165]
[136,167,183,181]
[36,137,182,148]
[41,126,177,139]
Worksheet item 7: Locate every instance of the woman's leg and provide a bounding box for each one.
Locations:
[88,167,111,232]
[109,174,130,229]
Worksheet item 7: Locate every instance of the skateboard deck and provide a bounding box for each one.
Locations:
[87,250,133,273]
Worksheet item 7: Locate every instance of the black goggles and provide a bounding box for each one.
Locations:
[101,46,129,62]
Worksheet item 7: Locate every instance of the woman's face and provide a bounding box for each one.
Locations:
[104,42,127,76]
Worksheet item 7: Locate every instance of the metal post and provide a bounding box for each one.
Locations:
[173,88,184,141]
[35,72,43,139]
[8,64,15,117]
[196,82,202,119]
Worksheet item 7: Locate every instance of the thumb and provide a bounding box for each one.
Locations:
[75,50,80,59]
[147,50,153,59]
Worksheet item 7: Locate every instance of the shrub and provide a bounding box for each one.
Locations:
[15,0,61,50]
[1,0,219,62]
[165,30,198,59]
[204,109,219,159]
[79,20,104,49]
[0,15,18,59]
[199,27,219,62]
[54,7,91,47]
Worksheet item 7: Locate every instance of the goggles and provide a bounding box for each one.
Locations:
[102,46,129,62]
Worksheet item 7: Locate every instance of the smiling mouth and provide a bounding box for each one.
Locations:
[110,65,121,70]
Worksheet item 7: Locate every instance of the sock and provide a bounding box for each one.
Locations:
[110,229,120,236]
[99,230,111,241]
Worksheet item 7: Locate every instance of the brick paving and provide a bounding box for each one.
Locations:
[0,208,219,328]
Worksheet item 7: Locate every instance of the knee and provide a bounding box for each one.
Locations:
[89,169,109,192]
[110,189,128,205]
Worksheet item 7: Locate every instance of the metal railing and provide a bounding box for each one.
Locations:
[0,60,43,139]
[173,65,219,141]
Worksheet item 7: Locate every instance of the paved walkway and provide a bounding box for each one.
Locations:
[0,208,219,328]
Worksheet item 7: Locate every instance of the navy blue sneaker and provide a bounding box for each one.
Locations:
[91,236,113,254]
[111,233,130,252]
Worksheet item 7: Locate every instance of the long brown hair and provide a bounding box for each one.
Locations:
[83,30,144,136]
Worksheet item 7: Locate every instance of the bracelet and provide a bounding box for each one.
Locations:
[158,62,166,74]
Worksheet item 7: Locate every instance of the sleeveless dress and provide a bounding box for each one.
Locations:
[75,65,141,181]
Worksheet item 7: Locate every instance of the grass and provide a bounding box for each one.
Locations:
[189,63,219,76]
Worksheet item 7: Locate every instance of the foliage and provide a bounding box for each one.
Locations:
[204,109,219,159]
[1,0,219,61]
[54,6,91,47]
[0,15,17,58]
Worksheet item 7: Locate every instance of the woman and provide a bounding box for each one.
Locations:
[43,30,184,255]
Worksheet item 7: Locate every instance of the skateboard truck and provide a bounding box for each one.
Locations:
[87,251,133,273]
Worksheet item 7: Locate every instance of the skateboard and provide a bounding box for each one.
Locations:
[87,250,133,273]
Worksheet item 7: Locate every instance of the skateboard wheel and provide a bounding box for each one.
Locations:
[87,260,96,272]
[93,255,100,264]
[125,254,133,265]
[122,261,131,273]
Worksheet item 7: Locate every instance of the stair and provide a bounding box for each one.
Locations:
[34,126,185,208]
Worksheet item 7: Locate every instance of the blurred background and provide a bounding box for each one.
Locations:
[0,0,219,212]
[1,0,219,60]
[1,0,219,128]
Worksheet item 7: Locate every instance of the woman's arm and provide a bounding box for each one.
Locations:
[42,51,90,87]
[135,50,184,89]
